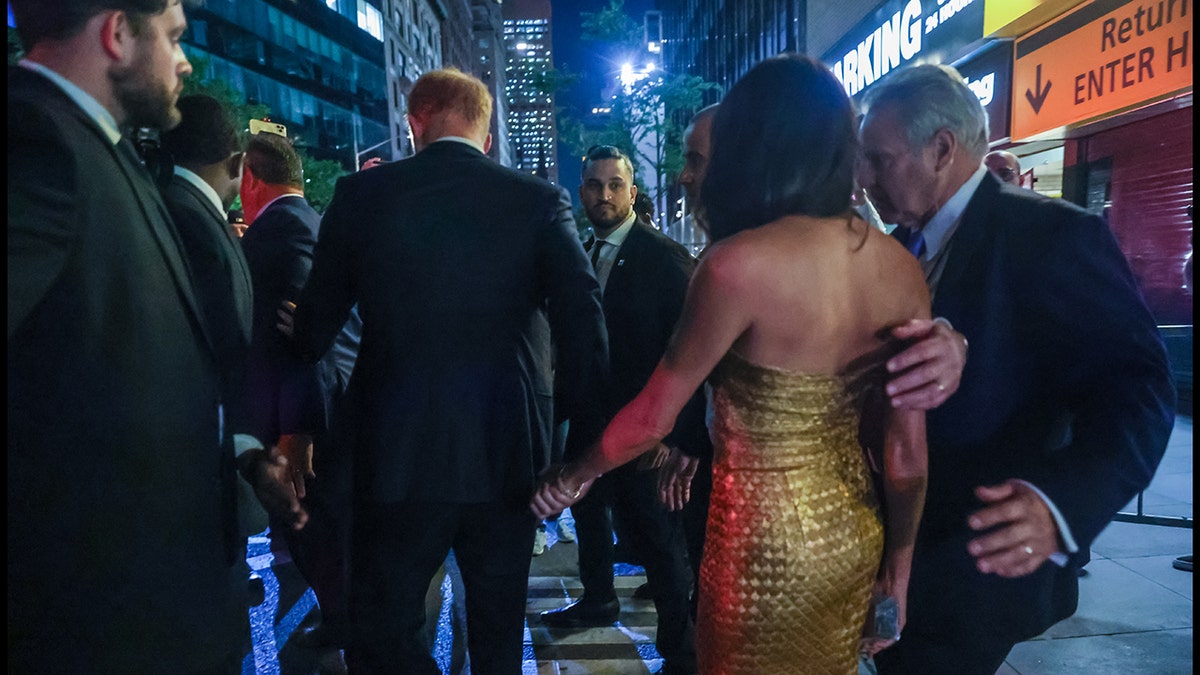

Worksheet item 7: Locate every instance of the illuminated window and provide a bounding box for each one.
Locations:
[357,0,383,41]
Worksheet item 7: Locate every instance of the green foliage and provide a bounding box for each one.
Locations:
[580,0,642,52]
[527,66,580,99]
[559,1,721,222]
[297,151,348,213]
[183,53,345,213]
[182,54,270,141]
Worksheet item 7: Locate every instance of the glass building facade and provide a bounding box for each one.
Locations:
[503,0,558,185]
[183,0,392,168]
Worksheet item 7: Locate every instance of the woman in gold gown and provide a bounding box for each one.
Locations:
[532,54,929,674]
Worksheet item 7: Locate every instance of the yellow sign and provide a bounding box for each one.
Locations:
[984,0,1089,36]
[1012,0,1192,140]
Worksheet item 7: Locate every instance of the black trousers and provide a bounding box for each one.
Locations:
[346,499,537,675]
[573,461,696,671]
[274,430,354,632]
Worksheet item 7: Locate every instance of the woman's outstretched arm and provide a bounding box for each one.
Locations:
[531,243,752,518]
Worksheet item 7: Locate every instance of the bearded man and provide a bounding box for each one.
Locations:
[8,1,301,671]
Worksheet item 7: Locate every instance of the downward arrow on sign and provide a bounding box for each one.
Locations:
[1026,64,1052,114]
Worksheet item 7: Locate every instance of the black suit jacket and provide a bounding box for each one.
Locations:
[240,196,330,443]
[7,66,244,670]
[293,140,608,506]
[566,222,706,460]
[910,173,1175,641]
[163,174,253,391]
[162,174,270,540]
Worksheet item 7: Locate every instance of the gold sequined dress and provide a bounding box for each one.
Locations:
[697,352,883,674]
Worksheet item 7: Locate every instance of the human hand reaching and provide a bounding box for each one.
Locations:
[242,448,308,530]
[657,447,699,511]
[968,479,1060,577]
[276,433,314,499]
[886,318,968,409]
[531,464,595,519]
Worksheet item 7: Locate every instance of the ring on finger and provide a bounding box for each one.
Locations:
[937,382,946,393]
[1023,545,1034,555]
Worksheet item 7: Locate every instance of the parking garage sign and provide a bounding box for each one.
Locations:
[1012,0,1193,140]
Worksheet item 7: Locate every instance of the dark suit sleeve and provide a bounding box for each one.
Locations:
[294,176,360,363]
[8,102,79,337]
[539,186,609,458]
[657,246,709,458]
[1014,208,1175,558]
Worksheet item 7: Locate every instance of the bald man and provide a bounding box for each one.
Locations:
[985,150,1022,186]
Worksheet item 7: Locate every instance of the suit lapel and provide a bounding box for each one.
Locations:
[112,137,216,355]
[179,178,255,344]
[601,223,646,311]
[931,179,994,314]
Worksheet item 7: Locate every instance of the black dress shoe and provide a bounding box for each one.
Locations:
[632,581,655,600]
[247,573,265,607]
[540,597,620,627]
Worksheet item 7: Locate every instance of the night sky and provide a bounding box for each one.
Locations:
[549,0,656,198]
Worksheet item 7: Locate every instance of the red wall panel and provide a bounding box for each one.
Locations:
[1086,107,1193,325]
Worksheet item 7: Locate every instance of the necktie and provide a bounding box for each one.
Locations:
[590,239,606,269]
[904,229,926,260]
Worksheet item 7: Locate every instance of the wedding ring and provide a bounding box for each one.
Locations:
[1023,546,1034,555]
[937,382,946,393]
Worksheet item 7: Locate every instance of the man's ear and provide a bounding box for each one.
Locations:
[482,132,493,155]
[407,114,426,145]
[227,152,245,180]
[98,10,133,63]
[629,182,638,203]
[931,128,958,172]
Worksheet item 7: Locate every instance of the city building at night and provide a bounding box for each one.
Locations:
[182,0,397,168]
[503,0,559,184]
[659,0,806,99]
[471,0,514,166]
[382,0,446,161]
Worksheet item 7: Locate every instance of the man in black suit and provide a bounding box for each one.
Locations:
[160,94,254,451]
[159,93,271,618]
[858,64,1175,674]
[239,131,330,491]
[290,68,608,674]
[239,130,361,653]
[8,1,300,671]
[539,145,703,674]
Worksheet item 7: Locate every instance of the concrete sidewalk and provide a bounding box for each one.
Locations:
[243,415,1193,674]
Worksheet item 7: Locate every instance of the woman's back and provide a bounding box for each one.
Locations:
[694,213,927,674]
[705,212,929,378]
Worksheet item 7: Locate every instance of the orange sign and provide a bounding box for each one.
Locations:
[1012,0,1192,140]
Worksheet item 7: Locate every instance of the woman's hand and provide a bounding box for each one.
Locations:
[531,464,596,519]
[859,564,910,658]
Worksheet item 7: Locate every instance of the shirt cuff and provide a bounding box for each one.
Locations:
[234,433,265,458]
[1014,479,1079,567]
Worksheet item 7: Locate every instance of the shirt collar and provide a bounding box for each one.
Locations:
[432,136,486,154]
[172,166,226,216]
[19,59,122,145]
[919,165,988,259]
[595,211,637,248]
[260,192,306,215]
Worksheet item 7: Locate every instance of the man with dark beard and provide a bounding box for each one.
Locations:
[7,1,303,671]
[540,145,704,675]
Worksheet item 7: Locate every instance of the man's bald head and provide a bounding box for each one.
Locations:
[985,150,1021,186]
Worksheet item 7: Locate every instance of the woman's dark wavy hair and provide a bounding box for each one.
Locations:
[701,54,858,242]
